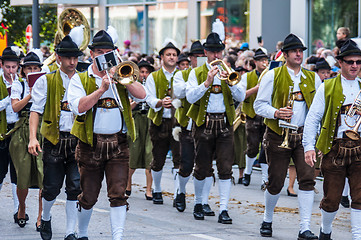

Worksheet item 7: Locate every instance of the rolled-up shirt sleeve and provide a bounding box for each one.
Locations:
[173,71,186,99]
[30,75,47,114]
[0,96,10,111]
[145,73,162,112]
[254,70,278,119]
[186,69,209,104]
[68,76,87,116]
[302,83,325,152]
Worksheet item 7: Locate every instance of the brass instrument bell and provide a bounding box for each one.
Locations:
[209,59,241,86]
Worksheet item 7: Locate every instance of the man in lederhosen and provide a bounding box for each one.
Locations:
[240,48,268,188]
[28,36,82,240]
[145,40,181,205]
[186,32,245,224]
[303,39,361,240]
[254,33,321,239]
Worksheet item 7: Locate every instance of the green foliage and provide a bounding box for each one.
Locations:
[0,0,57,48]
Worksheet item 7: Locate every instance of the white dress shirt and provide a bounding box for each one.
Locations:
[254,66,322,127]
[186,61,246,113]
[11,79,32,102]
[145,67,177,118]
[1,73,19,124]
[30,69,76,132]
[303,75,361,152]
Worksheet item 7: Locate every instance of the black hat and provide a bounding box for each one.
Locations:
[177,53,190,64]
[203,32,225,52]
[159,41,180,56]
[138,60,155,72]
[0,46,21,62]
[315,58,331,71]
[336,39,361,59]
[189,41,204,55]
[55,35,83,57]
[281,34,307,52]
[88,30,116,50]
[253,48,268,60]
[235,66,248,73]
[21,52,43,67]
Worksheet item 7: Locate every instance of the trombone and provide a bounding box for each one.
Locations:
[209,59,241,86]
[344,90,361,140]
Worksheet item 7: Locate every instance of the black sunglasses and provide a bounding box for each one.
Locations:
[343,59,361,65]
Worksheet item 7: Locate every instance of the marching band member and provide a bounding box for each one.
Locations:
[186,32,245,224]
[28,35,83,240]
[145,40,181,205]
[68,29,145,240]
[254,33,321,239]
[303,39,361,240]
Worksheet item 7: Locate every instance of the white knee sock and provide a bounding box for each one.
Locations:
[260,163,269,183]
[218,179,231,212]
[172,168,179,198]
[42,198,55,221]
[342,178,349,196]
[202,176,213,205]
[78,208,93,238]
[151,170,163,193]
[110,206,127,240]
[178,175,190,194]
[321,209,337,234]
[263,190,280,223]
[65,200,78,236]
[351,208,361,240]
[244,155,256,175]
[298,190,314,233]
[12,183,19,214]
[194,178,205,205]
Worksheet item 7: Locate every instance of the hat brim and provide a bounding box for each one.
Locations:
[177,58,190,64]
[254,54,268,60]
[159,46,180,56]
[315,65,331,71]
[88,45,116,51]
[56,51,84,57]
[336,50,361,59]
[203,43,225,52]
[282,44,307,52]
[189,48,205,55]
[21,62,43,67]
[0,56,20,62]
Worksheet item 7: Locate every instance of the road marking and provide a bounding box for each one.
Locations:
[191,234,224,240]
[56,199,109,213]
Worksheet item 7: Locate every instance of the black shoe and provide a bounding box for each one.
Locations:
[340,196,350,208]
[125,190,131,196]
[193,204,204,220]
[319,229,332,240]
[175,193,186,212]
[298,230,318,240]
[202,204,215,216]
[243,174,251,186]
[64,233,78,240]
[40,219,52,240]
[18,218,27,228]
[237,177,243,184]
[218,210,232,224]
[78,238,89,240]
[260,221,272,237]
[152,192,163,204]
[36,222,41,232]
[14,212,29,223]
[287,189,298,197]
[145,193,153,201]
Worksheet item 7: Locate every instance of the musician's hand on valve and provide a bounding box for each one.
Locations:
[275,106,293,120]
[204,66,218,88]
[162,96,173,108]
[219,70,228,79]
[305,150,316,167]
[100,74,110,92]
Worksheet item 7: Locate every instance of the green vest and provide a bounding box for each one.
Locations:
[0,75,8,135]
[40,70,66,145]
[264,65,316,135]
[316,74,361,154]
[48,63,58,72]
[147,68,178,126]
[186,63,236,126]
[175,68,192,127]
[242,69,259,118]
[70,71,136,147]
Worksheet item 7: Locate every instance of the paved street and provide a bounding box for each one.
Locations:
[0,158,352,240]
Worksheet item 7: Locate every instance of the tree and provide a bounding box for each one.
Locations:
[0,0,57,49]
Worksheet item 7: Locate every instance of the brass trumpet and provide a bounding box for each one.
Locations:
[344,90,361,140]
[113,61,140,85]
[233,102,246,131]
[209,59,241,86]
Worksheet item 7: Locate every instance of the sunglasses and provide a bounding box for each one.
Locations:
[343,59,361,65]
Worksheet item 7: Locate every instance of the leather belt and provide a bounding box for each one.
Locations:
[210,85,222,94]
[61,101,71,112]
[97,98,118,109]
[340,104,352,115]
[292,91,304,101]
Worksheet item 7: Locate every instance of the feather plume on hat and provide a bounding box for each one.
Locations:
[162,38,178,49]
[10,46,21,57]
[68,25,84,48]
[30,48,44,63]
[107,26,118,45]
[212,19,225,41]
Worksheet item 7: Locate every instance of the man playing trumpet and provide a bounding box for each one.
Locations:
[186,32,245,224]
[303,39,361,240]
[254,33,321,239]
